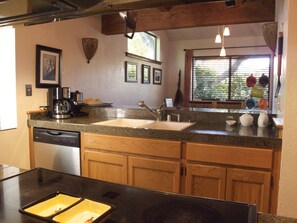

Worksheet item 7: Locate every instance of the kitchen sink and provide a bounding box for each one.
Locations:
[91,118,154,128]
[141,121,195,131]
[91,118,195,131]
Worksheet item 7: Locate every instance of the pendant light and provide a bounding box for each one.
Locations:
[220,33,226,57]
[220,47,226,57]
[215,27,221,43]
[223,26,230,36]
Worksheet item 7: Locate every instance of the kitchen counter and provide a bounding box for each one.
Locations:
[0,163,26,179]
[0,167,296,223]
[0,167,256,223]
[27,107,282,149]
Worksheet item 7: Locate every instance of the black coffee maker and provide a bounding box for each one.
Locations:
[69,90,88,117]
[48,87,71,119]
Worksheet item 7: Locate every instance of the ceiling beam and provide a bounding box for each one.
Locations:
[101,0,275,35]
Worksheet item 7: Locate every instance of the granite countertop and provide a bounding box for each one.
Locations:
[0,164,26,179]
[27,111,282,149]
[258,213,297,223]
[0,167,296,223]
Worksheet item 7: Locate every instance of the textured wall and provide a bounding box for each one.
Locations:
[0,16,168,169]
[277,0,297,218]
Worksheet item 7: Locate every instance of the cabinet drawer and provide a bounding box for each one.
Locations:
[186,143,273,169]
[82,133,181,159]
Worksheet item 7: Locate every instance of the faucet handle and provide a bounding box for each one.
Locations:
[171,113,180,122]
[157,103,165,112]
[138,100,145,107]
[167,114,171,122]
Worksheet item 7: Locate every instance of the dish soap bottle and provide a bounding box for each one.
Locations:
[257,112,269,127]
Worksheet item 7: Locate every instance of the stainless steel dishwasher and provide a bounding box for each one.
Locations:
[33,128,80,175]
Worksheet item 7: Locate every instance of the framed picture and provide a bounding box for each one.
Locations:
[125,61,138,83]
[141,64,150,84]
[36,44,62,88]
[153,68,162,85]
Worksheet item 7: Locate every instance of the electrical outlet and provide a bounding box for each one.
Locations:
[25,84,32,96]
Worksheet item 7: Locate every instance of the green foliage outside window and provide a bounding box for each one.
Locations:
[192,56,270,103]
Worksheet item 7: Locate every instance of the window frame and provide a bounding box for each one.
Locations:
[191,54,272,104]
[126,31,161,65]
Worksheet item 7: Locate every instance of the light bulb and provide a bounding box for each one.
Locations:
[119,11,127,19]
[220,47,226,57]
[223,27,230,36]
[215,34,221,43]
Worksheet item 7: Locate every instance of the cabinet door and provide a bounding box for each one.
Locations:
[185,163,226,199]
[128,157,180,193]
[226,168,271,212]
[83,150,128,185]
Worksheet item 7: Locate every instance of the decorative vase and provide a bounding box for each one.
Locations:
[257,112,269,127]
[239,113,254,127]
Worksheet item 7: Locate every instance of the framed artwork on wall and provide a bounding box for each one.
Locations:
[36,44,62,88]
[141,64,150,84]
[125,61,138,83]
[153,68,162,85]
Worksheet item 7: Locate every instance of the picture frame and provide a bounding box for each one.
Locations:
[153,68,162,85]
[141,64,151,84]
[36,44,62,88]
[125,61,138,83]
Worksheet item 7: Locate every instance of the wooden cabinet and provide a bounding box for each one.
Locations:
[184,143,276,213]
[226,168,271,212]
[186,163,271,212]
[128,156,180,193]
[186,163,226,200]
[81,133,280,213]
[84,150,128,185]
[81,133,181,193]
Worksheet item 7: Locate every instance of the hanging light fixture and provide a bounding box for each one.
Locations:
[220,33,226,57]
[220,47,226,57]
[119,11,137,39]
[215,27,221,43]
[223,26,230,36]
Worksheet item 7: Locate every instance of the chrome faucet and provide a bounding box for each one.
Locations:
[138,100,162,121]
[167,113,180,122]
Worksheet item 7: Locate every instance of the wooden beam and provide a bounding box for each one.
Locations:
[102,0,275,35]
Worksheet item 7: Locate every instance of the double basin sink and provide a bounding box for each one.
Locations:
[91,118,195,131]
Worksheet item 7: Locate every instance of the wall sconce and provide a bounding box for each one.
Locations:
[262,22,277,54]
[119,11,137,39]
[82,38,98,64]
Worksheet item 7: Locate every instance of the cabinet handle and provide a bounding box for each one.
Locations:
[180,166,187,176]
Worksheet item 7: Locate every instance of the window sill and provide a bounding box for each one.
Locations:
[126,52,162,65]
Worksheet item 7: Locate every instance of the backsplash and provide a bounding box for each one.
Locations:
[82,106,276,126]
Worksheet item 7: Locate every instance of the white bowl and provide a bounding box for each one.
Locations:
[226,120,236,126]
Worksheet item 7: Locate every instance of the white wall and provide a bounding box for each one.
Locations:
[277,0,297,218]
[0,16,168,169]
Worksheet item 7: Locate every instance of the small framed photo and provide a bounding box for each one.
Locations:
[153,68,162,85]
[141,64,151,84]
[36,44,62,88]
[125,61,138,83]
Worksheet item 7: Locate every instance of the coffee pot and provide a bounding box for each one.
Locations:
[48,87,71,119]
[69,90,87,117]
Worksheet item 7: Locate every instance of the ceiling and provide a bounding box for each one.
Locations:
[164,22,265,41]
